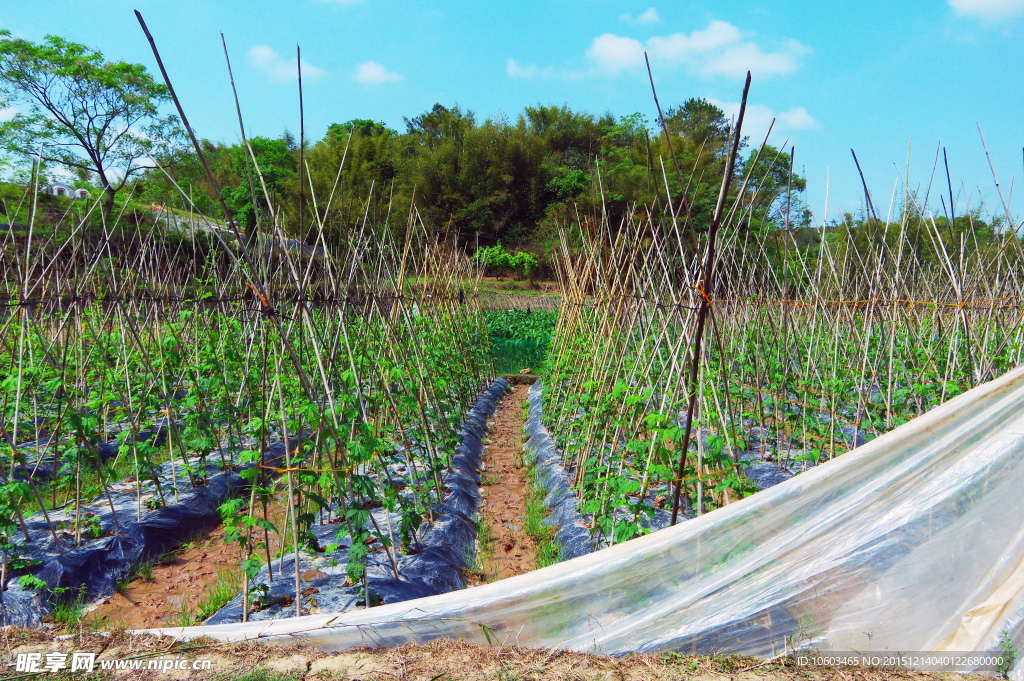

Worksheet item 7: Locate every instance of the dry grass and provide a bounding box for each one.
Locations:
[0,629,989,681]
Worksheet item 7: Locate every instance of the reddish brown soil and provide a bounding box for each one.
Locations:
[82,491,317,630]
[84,525,240,630]
[466,384,537,585]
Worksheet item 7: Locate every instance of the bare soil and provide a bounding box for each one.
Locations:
[466,383,538,585]
[83,525,240,631]
[84,493,301,630]
[0,631,987,681]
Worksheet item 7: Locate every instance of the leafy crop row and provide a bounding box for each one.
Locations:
[541,189,1024,549]
[0,179,495,619]
[483,310,557,340]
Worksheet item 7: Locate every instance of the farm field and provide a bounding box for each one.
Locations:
[0,181,499,627]
[1,13,1023,679]
[3,156,1022,653]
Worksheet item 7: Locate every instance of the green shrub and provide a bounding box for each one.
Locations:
[474,242,539,279]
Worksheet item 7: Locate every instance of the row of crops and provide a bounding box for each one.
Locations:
[0,181,497,621]
[483,309,557,374]
[541,198,1024,547]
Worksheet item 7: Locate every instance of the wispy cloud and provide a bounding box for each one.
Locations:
[250,45,326,83]
[507,59,545,78]
[775,106,819,130]
[585,34,645,75]
[708,98,820,144]
[585,20,809,78]
[506,59,577,80]
[620,8,660,24]
[0,104,23,123]
[355,61,402,84]
[948,0,1024,18]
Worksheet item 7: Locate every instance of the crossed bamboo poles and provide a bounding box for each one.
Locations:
[542,108,1024,543]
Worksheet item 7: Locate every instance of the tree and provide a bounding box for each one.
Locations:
[0,31,182,216]
[329,119,395,139]
[221,136,295,228]
[664,98,731,156]
[404,104,475,150]
[740,144,807,226]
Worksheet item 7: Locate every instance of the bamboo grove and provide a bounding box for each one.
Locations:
[0,174,494,616]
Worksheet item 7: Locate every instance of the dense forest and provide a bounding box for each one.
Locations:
[134,99,810,252]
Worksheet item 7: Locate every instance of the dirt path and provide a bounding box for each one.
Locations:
[466,383,537,585]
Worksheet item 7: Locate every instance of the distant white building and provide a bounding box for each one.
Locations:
[41,183,90,200]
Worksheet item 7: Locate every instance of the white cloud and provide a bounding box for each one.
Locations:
[948,0,1024,18]
[507,59,556,79]
[0,105,22,123]
[776,106,819,130]
[585,20,809,78]
[250,46,326,83]
[355,61,402,84]
[586,33,645,75]
[646,20,741,59]
[701,39,808,78]
[638,8,660,23]
[707,98,820,144]
[621,8,660,24]
[507,59,534,78]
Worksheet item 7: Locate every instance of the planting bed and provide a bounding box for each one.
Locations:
[205,379,506,623]
[2,455,245,626]
[0,187,502,628]
[534,202,1024,552]
[83,523,240,629]
[523,379,830,561]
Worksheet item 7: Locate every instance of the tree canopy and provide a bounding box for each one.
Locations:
[0,30,816,253]
[0,30,181,215]
[131,99,813,256]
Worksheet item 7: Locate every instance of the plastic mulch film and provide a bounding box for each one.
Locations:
[144,365,1024,677]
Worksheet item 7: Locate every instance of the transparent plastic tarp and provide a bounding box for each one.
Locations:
[148,365,1024,677]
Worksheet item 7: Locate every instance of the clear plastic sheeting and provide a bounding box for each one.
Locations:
[142,365,1024,678]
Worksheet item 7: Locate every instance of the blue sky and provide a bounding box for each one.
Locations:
[2,0,1021,224]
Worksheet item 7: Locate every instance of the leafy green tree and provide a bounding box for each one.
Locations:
[222,136,296,229]
[329,119,395,138]
[403,103,476,153]
[524,104,606,159]
[0,31,182,216]
[664,98,732,158]
[740,144,808,228]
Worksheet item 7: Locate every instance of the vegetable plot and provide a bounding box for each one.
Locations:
[484,309,557,375]
[543,187,1024,550]
[0,180,495,623]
